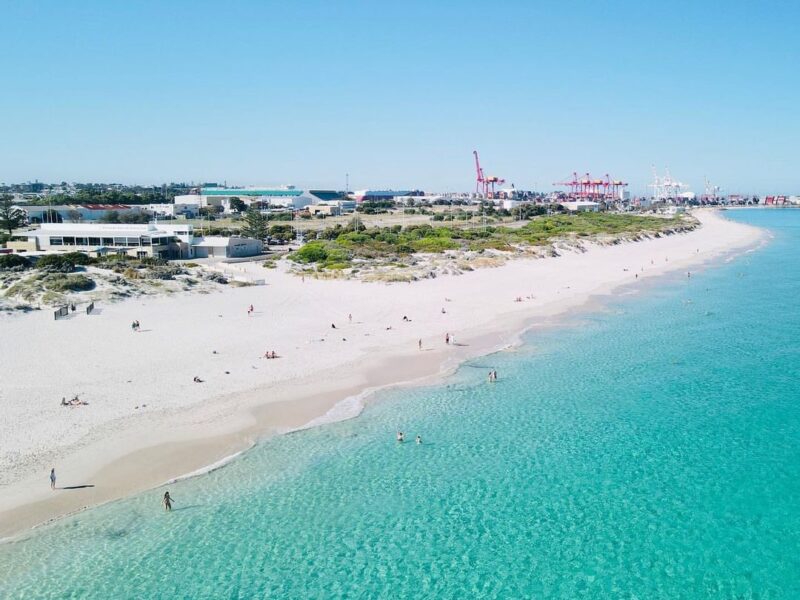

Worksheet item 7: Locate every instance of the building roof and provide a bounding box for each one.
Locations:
[80,204,134,210]
[308,190,342,201]
[19,204,137,211]
[201,188,303,197]
[31,223,176,238]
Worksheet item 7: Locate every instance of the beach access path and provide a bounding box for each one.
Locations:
[0,209,764,540]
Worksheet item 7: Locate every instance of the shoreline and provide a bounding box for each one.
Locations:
[0,209,766,542]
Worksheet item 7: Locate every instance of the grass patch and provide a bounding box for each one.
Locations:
[41,273,96,292]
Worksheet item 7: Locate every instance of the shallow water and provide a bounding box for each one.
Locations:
[3,209,800,598]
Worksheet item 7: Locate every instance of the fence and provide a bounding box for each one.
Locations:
[53,306,69,320]
[86,301,95,315]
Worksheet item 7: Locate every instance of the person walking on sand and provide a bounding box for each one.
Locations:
[348,313,352,323]
[163,491,174,511]
[445,333,450,345]
[50,468,56,490]
[418,339,422,350]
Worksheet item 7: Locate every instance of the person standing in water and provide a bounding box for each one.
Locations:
[50,468,56,490]
[163,491,174,511]
[396,431,405,443]
[415,435,422,444]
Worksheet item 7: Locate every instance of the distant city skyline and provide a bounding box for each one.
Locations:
[2,1,798,195]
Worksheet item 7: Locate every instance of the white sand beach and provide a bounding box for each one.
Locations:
[0,210,764,539]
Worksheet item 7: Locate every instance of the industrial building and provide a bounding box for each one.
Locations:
[18,204,147,223]
[350,190,415,203]
[175,187,341,213]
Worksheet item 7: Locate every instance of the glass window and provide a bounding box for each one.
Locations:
[76,237,88,245]
[63,237,75,245]
[140,238,151,246]
[49,237,63,246]
[114,237,128,247]
[88,237,101,245]
[127,237,140,246]
[102,237,113,246]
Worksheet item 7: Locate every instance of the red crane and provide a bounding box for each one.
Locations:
[473,150,506,198]
[554,172,628,200]
[553,172,581,197]
[473,150,485,196]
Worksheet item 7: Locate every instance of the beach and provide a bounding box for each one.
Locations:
[0,209,764,540]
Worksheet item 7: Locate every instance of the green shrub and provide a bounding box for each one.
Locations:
[409,237,460,253]
[292,241,331,263]
[42,273,96,292]
[61,252,93,266]
[35,254,77,272]
[0,254,31,270]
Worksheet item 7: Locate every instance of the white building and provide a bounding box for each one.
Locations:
[559,201,600,212]
[146,202,200,218]
[14,223,262,260]
[176,187,341,213]
[19,223,193,258]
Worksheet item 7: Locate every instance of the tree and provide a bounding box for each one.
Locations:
[228,197,247,213]
[67,209,83,223]
[0,194,26,234]
[199,205,223,218]
[119,212,150,224]
[268,223,295,243]
[100,210,120,223]
[241,207,269,240]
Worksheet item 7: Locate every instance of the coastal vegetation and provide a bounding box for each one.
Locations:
[0,254,32,271]
[289,212,693,276]
[0,252,229,310]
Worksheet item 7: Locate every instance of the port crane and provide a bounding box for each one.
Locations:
[553,172,628,200]
[473,150,505,198]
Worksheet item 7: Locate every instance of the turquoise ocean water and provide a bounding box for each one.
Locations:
[2,209,800,598]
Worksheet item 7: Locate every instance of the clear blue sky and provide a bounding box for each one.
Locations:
[1,0,797,195]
